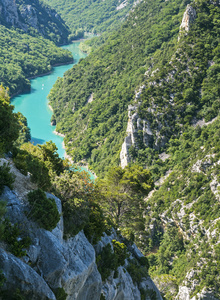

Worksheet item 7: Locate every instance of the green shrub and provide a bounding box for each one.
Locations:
[2,219,31,257]
[53,287,67,300]
[96,243,118,281]
[13,149,51,190]
[27,189,60,231]
[0,163,14,195]
[97,240,128,281]
[0,288,25,300]
[112,240,128,266]
[138,256,150,269]
[84,203,106,244]
[127,258,149,285]
[62,197,90,237]
[100,294,106,300]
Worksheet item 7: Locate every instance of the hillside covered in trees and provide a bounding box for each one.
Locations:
[48,0,190,175]
[0,0,220,299]
[48,0,220,298]
[0,0,73,95]
[44,0,138,38]
[0,0,70,45]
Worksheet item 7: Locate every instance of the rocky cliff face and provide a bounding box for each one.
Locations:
[120,101,154,169]
[120,3,197,168]
[0,0,21,28]
[0,161,162,299]
[179,4,196,32]
[120,86,165,168]
[0,0,69,44]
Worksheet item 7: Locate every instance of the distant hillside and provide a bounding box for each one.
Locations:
[0,0,73,95]
[48,0,189,175]
[0,0,70,45]
[44,0,138,38]
[0,26,73,95]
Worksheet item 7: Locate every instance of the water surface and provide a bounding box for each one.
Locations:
[12,41,87,159]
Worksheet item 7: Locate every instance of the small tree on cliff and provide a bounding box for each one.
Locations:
[97,165,154,242]
[0,85,19,153]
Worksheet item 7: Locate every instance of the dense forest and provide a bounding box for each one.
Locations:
[44,0,137,38]
[0,26,73,95]
[47,0,220,298]
[0,0,220,298]
[48,0,190,175]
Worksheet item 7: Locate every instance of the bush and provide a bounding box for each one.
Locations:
[138,256,150,269]
[13,148,51,190]
[53,287,67,300]
[84,203,106,244]
[0,288,25,300]
[127,258,149,285]
[96,243,118,281]
[97,240,128,281]
[0,163,14,195]
[62,197,90,237]
[2,219,31,257]
[112,240,128,266]
[27,189,60,231]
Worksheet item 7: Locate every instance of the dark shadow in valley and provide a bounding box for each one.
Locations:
[31,137,45,145]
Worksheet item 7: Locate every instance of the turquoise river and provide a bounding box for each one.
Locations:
[11,41,86,159]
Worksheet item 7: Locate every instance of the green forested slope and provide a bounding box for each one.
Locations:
[44,0,137,38]
[49,0,189,175]
[48,2,220,296]
[0,0,73,95]
[144,117,220,299]
[0,26,73,95]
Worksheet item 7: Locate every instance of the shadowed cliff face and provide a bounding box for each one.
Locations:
[0,186,162,300]
[0,159,162,300]
[0,0,70,44]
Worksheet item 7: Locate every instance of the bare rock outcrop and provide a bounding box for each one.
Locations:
[0,183,161,300]
[180,5,196,32]
[0,248,56,300]
[0,0,69,44]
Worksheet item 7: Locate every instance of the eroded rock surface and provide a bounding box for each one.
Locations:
[180,5,196,32]
[0,185,161,300]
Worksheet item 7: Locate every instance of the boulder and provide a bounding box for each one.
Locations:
[0,248,56,300]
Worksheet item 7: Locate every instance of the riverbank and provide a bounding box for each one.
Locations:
[10,59,74,99]
[11,40,95,178]
[64,151,97,180]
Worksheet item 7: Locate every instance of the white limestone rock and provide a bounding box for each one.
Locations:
[116,0,127,10]
[102,266,141,300]
[62,232,102,300]
[120,103,153,168]
[20,5,39,31]
[0,177,161,300]
[1,187,102,300]
[180,5,196,32]
[176,286,219,300]
[0,248,56,300]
